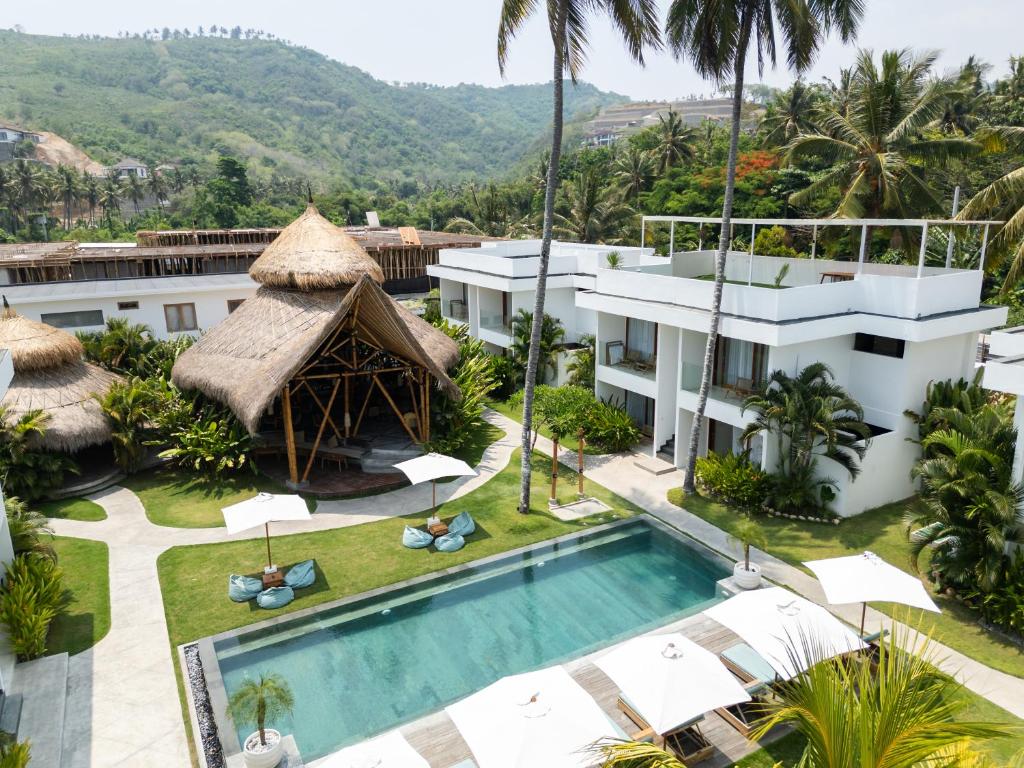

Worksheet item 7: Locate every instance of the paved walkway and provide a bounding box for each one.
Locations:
[42,409,1023,768]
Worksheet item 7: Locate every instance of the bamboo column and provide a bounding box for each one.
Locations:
[281,385,299,485]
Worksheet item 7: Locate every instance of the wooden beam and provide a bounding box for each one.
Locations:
[352,382,376,437]
[343,377,351,438]
[373,375,420,443]
[281,385,299,485]
[301,379,340,483]
[423,374,431,442]
[302,383,345,441]
[405,373,422,441]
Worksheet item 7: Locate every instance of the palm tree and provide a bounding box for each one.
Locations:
[566,333,595,389]
[652,108,696,174]
[124,173,145,215]
[499,0,661,515]
[0,406,77,502]
[10,159,43,231]
[54,164,80,230]
[823,66,854,117]
[99,174,122,227]
[510,309,565,387]
[97,378,159,473]
[227,673,294,748]
[147,169,168,212]
[553,168,632,243]
[4,496,55,562]
[759,80,820,146]
[667,0,864,494]
[935,56,990,136]
[96,317,154,372]
[785,49,978,220]
[612,144,655,204]
[751,627,1010,766]
[0,166,12,232]
[82,174,100,226]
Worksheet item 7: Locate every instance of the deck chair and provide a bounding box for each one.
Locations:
[617,694,713,763]
[715,643,777,737]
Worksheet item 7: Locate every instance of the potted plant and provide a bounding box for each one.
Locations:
[228,673,295,768]
[729,517,767,590]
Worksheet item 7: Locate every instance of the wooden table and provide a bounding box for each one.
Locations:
[427,521,449,537]
[262,570,284,589]
[819,271,855,283]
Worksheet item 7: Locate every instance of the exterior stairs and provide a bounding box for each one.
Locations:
[657,436,675,464]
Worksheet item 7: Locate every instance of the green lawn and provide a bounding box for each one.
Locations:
[157,450,640,646]
[47,537,110,656]
[670,490,1024,679]
[487,400,601,455]
[38,497,107,522]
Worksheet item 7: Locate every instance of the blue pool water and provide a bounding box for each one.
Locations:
[214,520,727,760]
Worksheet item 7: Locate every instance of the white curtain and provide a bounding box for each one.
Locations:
[627,319,656,361]
[725,340,753,385]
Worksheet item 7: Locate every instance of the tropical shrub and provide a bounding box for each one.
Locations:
[566,334,596,390]
[0,554,65,660]
[4,497,55,561]
[78,319,194,379]
[905,370,989,452]
[728,516,767,571]
[693,452,770,510]
[964,551,1024,637]
[753,225,799,258]
[228,673,294,747]
[588,400,642,453]
[159,407,255,477]
[489,354,518,400]
[509,309,565,386]
[0,407,78,502]
[0,738,31,768]
[766,462,839,518]
[430,337,498,455]
[97,377,163,473]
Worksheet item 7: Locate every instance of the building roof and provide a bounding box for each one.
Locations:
[112,158,146,169]
[0,303,122,451]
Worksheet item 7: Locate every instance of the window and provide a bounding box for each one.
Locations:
[854,333,905,359]
[625,318,657,363]
[713,337,768,392]
[41,310,104,329]
[164,303,198,333]
[117,301,139,311]
[227,299,245,314]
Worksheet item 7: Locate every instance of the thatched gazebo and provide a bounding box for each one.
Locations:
[172,204,460,487]
[0,304,123,452]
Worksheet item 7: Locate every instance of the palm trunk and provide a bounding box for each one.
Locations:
[518,1,567,515]
[682,24,750,494]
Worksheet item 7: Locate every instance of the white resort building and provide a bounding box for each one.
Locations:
[429,216,1007,517]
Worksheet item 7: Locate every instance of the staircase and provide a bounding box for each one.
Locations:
[360,444,424,474]
[657,436,675,464]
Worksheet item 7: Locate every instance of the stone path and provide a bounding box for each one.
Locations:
[42,408,1023,768]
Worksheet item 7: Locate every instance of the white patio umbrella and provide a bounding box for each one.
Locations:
[705,586,866,680]
[319,730,429,768]
[221,492,311,570]
[594,633,750,736]
[393,452,477,512]
[805,551,940,634]
[445,666,619,768]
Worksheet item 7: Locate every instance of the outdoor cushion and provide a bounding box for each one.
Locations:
[284,559,316,589]
[721,643,777,683]
[403,526,434,549]
[257,586,295,609]
[434,532,466,553]
[448,511,476,537]
[228,574,263,603]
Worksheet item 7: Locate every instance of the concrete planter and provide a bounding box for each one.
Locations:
[242,729,284,768]
[733,561,762,590]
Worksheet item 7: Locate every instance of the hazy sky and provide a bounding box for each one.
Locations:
[2,1,1021,99]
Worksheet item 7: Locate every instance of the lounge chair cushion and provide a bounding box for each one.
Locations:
[448,511,476,537]
[228,574,263,602]
[722,643,777,683]
[257,586,295,609]
[434,532,466,552]
[284,559,315,589]
[403,526,434,549]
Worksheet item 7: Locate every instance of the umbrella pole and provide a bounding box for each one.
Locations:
[859,602,867,637]
[432,479,437,515]
[265,522,273,570]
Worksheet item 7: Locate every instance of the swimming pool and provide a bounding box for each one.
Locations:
[206,517,728,761]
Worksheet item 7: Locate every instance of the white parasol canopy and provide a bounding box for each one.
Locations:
[594,633,750,735]
[319,730,429,768]
[221,492,311,568]
[393,452,477,510]
[704,587,865,680]
[445,666,619,768]
[804,551,940,633]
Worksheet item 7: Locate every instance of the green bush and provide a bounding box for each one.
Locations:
[588,400,641,452]
[0,738,30,768]
[765,463,837,518]
[753,225,799,258]
[694,452,770,511]
[158,406,255,477]
[0,555,66,660]
[967,551,1024,638]
[490,355,519,400]
[429,337,498,455]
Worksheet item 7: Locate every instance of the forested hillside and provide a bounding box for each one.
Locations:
[0,30,623,184]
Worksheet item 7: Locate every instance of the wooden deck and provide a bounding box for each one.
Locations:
[330,612,789,768]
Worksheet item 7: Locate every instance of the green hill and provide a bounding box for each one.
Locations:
[0,31,624,184]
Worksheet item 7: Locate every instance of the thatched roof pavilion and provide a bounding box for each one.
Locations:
[0,304,122,452]
[172,204,460,486]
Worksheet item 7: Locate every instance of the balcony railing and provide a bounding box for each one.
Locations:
[604,340,657,380]
[480,314,512,336]
[445,299,468,321]
[680,361,763,403]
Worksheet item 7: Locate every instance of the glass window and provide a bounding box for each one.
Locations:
[853,333,905,359]
[117,301,139,311]
[625,318,656,362]
[164,303,197,333]
[41,310,104,328]
[227,299,245,314]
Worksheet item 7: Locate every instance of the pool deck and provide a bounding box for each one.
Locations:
[307,611,777,768]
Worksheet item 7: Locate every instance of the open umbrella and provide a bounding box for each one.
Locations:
[222,492,311,570]
[805,551,940,634]
[393,452,477,512]
[319,730,428,768]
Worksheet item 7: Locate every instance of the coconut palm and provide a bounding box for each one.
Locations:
[4,496,55,562]
[95,317,154,373]
[590,739,686,767]
[752,627,1010,767]
[498,0,661,515]
[824,66,854,117]
[934,56,990,137]
[54,165,80,230]
[510,309,565,386]
[81,173,100,226]
[553,168,633,243]
[667,0,864,494]
[124,173,145,215]
[759,80,821,146]
[612,144,655,204]
[99,174,122,227]
[785,49,978,220]
[147,169,168,212]
[10,159,43,231]
[652,109,696,174]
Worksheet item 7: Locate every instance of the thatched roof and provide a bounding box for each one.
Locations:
[0,304,123,451]
[171,275,460,433]
[248,204,386,290]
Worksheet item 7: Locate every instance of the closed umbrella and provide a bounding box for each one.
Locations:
[805,551,940,634]
[393,452,477,512]
[222,492,311,570]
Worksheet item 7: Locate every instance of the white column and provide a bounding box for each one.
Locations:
[916,222,930,278]
[1013,399,1024,486]
[669,221,675,257]
[857,224,868,273]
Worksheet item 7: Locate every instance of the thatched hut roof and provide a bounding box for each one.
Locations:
[171,275,460,433]
[249,204,386,290]
[0,304,123,451]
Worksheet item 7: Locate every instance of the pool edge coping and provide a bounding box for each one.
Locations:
[180,512,736,764]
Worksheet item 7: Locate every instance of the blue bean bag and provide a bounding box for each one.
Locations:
[403,526,434,549]
[434,532,466,553]
[448,511,476,537]
[228,574,263,603]
[257,586,295,610]
[284,559,315,589]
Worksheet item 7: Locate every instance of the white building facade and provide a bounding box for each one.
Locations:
[430,217,1006,517]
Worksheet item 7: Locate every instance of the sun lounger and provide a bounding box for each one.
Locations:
[228,574,263,602]
[284,559,315,589]
[617,693,713,763]
[448,511,476,537]
[715,643,777,737]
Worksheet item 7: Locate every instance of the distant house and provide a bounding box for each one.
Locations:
[0,124,42,144]
[111,158,149,179]
[154,164,177,177]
